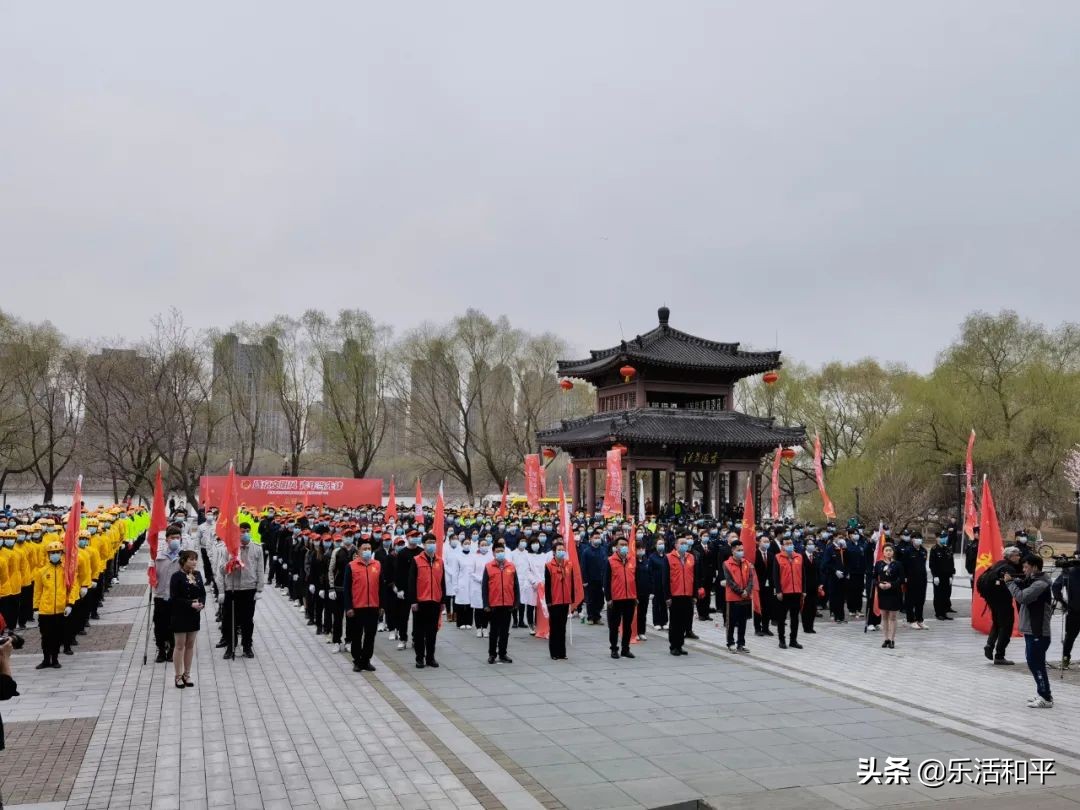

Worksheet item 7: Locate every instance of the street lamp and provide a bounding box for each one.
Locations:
[1074,490,1080,555]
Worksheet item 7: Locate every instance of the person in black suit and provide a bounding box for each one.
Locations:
[170,550,207,689]
[872,543,905,648]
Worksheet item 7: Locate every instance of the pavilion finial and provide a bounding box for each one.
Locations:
[658,305,670,327]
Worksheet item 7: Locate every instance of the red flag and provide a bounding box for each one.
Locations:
[971,477,1018,635]
[560,479,584,611]
[147,465,167,588]
[628,525,639,645]
[738,480,760,615]
[63,476,83,590]
[385,476,397,522]
[414,478,424,526]
[434,481,445,559]
[524,454,542,510]
[534,583,550,639]
[497,478,509,519]
[770,446,782,519]
[870,521,886,617]
[602,449,623,517]
[220,462,242,575]
[813,434,836,519]
[963,430,978,540]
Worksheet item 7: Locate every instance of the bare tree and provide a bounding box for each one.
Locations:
[262,318,318,476]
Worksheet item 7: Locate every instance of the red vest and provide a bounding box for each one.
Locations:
[667,551,695,597]
[414,553,444,603]
[546,559,574,606]
[485,560,516,607]
[608,555,637,601]
[349,559,381,609]
[723,557,754,603]
[775,553,803,595]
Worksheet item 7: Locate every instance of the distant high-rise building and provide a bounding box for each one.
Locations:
[212,333,288,456]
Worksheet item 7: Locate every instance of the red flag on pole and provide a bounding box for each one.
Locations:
[434,481,445,559]
[534,583,550,639]
[971,477,1018,635]
[220,462,242,575]
[770,446,782,519]
[738,480,760,615]
[628,524,639,645]
[147,465,166,588]
[963,430,978,540]
[63,476,83,591]
[497,478,509,519]
[559,479,584,611]
[385,475,397,522]
[813,434,836,520]
[414,478,424,526]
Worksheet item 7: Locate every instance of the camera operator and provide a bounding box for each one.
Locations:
[1051,552,1080,670]
[981,546,1022,665]
[1004,555,1054,709]
[1,620,21,753]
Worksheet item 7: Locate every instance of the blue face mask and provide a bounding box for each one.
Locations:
[168,539,181,552]
[555,549,566,560]
[938,537,948,545]
[734,549,745,560]
[617,546,629,557]
[49,552,62,564]
[679,542,690,553]
[783,544,794,554]
[495,551,506,562]
[360,550,372,561]
[656,543,665,553]
[78,539,89,548]
[240,533,251,545]
[425,543,437,555]
[407,537,419,547]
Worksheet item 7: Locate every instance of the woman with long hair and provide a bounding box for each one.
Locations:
[873,543,905,649]
[170,550,206,688]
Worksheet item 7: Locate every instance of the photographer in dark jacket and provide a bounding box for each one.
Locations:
[1051,553,1080,670]
[982,546,1023,665]
[1,622,19,753]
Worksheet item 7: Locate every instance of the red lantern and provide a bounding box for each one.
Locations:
[611,443,628,455]
[620,365,637,383]
[542,448,557,459]
[763,371,779,385]
[559,379,574,391]
[781,447,797,461]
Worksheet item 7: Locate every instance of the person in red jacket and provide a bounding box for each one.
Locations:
[662,536,699,656]
[544,539,576,661]
[407,534,445,669]
[344,540,381,673]
[722,539,755,653]
[482,541,519,664]
[604,536,637,660]
[771,538,806,649]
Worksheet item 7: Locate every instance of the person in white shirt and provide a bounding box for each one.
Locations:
[510,537,531,628]
[523,535,551,635]
[469,536,492,638]
[454,537,474,628]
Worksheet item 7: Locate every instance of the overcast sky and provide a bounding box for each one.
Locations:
[3,2,1079,372]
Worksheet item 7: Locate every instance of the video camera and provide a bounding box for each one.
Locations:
[0,630,25,650]
[1053,554,1080,570]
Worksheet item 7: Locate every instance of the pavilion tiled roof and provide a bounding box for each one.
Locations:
[558,306,781,379]
[537,408,806,450]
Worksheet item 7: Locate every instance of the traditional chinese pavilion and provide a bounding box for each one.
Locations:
[537,306,806,517]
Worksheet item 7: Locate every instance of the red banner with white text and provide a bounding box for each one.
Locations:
[524,454,542,509]
[199,476,383,509]
[602,449,623,517]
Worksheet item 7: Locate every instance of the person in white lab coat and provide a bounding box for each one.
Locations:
[444,533,462,622]
[523,535,551,635]
[510,537,531,628]
[469,536,492,638]
[453,536,474,628]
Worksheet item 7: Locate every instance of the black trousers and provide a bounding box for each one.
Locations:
[726,601,749,647]
[987,600,1014,658]
[327,595,344,643]
[224,590,257,651]
[652,594,668,627]
[19,585,33,627]
[0,594,19,631]
[607,599,635,652]
[153,597,173,654]
[697,586,712,620]
[636,595,649,637]
[668,596,693,651]
[846,575,864,613]
[801,593,817,632]
[473,606,490,630]
[456,604,474,627]
[201,549,216,592]
[774,593,801,642]
[39,613,64,661]
[488,606,511,657]
[396,599,414,642]
[754,590,775,632]
[933,579,953,617]
[1063,611,1080,659]
[829,579,846,620]
[548,604,569,658]
[905,582,926,623]
[584,582,604,622]
[413,601,441,663]
[349,607,378,665]
[514,603,526,626]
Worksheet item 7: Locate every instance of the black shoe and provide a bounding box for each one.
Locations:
[621,649,635,659]
[946,608,957,614]
[63,647,74,656]
[90,613,100,620]
[306,619,315,626]
[994,658,1015,666]
[941,615,953,621]
[51,660,61,668]
[611,650,620,659]
[363,663,377,672]
[215,639,228,648]
[243,648,254,659]
[670,649,681,656]
[415,660,426,669]
[36,659,51,670]
[498,655,513,664]
[762,630,775,637]
[166,651,173,662]
[77,629,87,636]
[685,632,699,640]
[790,641,803,649]
[754,630,765,637]
[353,662,364,672]
[984,645,994,661]
[737,645,748,653]
[805,629,817,634]
[888,640,895,649]
[155,651,167,663]
[882,640,889,648]
[426,659,439,668]
[488,656,496,664]
[679,649,688,655]
[223,649,235,660]
[778,639,787,649]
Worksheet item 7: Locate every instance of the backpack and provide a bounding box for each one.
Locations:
[976,565,998,599]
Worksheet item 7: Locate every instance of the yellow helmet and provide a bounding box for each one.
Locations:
[40,518,56,527]
[78,529,91,540]
[46,540,64,553]
[85,518,100,527]
[1,529,16,539]
[15,524,32,534]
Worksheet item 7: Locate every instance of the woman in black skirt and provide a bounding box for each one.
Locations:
[170,550,206,688]
[873,543,905,649]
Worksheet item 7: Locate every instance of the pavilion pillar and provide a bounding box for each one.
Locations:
[651,469,661,514]
[586,467,597,514]
[701,471,711,515]
[683,471,692,504]
[728,470,739,507]
[625,462,635,518]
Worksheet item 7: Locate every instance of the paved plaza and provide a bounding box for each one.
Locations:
[3,550,1078,810]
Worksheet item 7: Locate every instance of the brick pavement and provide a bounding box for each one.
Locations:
[0,717,95,805]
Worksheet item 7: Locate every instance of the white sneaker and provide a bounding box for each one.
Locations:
[1028,696,1054,709]
[482,629,488,638]
[476,629,483,638]
[916,622,926,630]
[653,624,662,630]
[465,624,473,629]
[870,625,880,631]
[396,641,406,650]
[908,622,919,628]
[378,622,387,632]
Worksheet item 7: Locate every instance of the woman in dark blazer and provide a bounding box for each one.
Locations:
[170,550,206,688]
[873,543,906,649]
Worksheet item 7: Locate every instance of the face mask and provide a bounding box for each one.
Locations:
[734,550,745,560]
[267,511,275,518]
[407,537,419,547]
[2,538,13,548]
[322,540,332,549]
[590,539,600,547]
[617,546,629,557]
[555,549,566,561]
[240,533,251,545]
[760,544,769,553]
[636,549,645,558]
[656,543,665,553]
[524,529,532,537]
[478,546,489,555]
[168,539,181,552]
[77,539,88,548]
[530,543,539,552]
[938,537,948,545]
[461,544,471,554]
[679,542,690,553]
[470,533,479,541]
[836,541,847,549]
[425,543,436,555]
[495,551,506,562]
[913,538,923,547]
[450,539,459,548]
[382,540,391,550]
[538,535,547,544]
[343,537,354,547]
[359,549,372,561]
[517,541,526,550]
[783,544,794,554]
[806,545,816,554]
[49,552,62,564]
[88,528,98,535]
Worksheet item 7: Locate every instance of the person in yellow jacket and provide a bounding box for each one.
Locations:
[64,530,97,654]
[14,527,34,630]
[32,540,79,670]
[0,529,19,630]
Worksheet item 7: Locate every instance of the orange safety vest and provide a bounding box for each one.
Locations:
[414,554,444,603]
[608,555,637,601]
[774,553,803,595]
[349,559,381,609]
[546,559,574,606]
[485,560,517,607]
[667,550,695,598]
[723,557,754,603]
